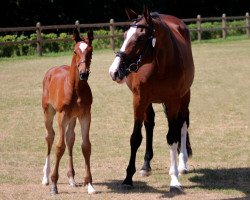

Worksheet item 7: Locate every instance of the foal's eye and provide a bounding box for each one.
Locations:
[74,51,77,54]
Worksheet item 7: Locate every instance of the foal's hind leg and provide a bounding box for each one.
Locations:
[50,112,68,195]
[178,90,192,175]
[79,111,95,194]
[66,118,77,187]
[42,105,56,185]
[140,104,155,177]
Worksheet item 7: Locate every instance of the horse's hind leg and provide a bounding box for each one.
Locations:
[178,90,192,175]
[140,104,155,177]
[42,105,56,185]
[79,111,95,194]
[66,118,77,187]
[163,101,182,192]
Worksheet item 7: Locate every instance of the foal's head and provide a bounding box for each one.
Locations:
[109,7,156,83]
[72,29,94,81]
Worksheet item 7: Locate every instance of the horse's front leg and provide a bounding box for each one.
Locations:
[79,111,95,194]
[122,97,145,187]
[66,118,77,187]
[140,103,155,177]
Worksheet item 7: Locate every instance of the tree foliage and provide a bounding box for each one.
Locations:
[0,0,249,27]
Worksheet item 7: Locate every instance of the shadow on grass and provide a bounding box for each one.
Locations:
[95,179,185,198]
[188,167,250,199]
[95,167,250,199]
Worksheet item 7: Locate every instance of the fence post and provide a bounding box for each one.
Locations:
[36,22,42,56]
[246,12,250,37]
[109,19,115,51]
[75,20,80,33]
[222,13,227,39]
[197,15,201,42]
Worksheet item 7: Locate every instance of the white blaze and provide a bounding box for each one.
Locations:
[109,27,136,81]
[79,42,88,52]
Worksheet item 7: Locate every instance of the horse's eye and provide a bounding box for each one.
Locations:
[137,36,144,43]
[74,51,77,54]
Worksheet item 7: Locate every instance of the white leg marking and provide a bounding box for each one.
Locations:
[87,183,96,194]
[68,177,76,187]
[169,143,181,187]
[42,155,50,185]
[178,122,188,174]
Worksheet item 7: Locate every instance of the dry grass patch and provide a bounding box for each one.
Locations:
[0,40,249,199]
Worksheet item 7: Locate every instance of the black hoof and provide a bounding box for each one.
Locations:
[121,178,133,189]
[50,185,58,195]
[169,186,184,194]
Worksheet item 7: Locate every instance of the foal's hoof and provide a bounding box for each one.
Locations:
[42,177,49,185]
[140,169,152,177]
[68,177,76,187]
[50,185,58,195]
[169,186,184,194]
[87,183,96,194]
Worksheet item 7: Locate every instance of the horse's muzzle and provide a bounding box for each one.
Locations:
[79,72,89,81]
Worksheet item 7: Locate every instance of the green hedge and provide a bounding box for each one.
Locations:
[188,20,246,40]
[0,20,247,57]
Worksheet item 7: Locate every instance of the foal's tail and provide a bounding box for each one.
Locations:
[177,131,193,158]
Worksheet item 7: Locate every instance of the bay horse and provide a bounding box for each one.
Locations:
[41,29,95,195]
[109,7,194,191]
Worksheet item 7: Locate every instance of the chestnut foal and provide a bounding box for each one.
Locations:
[41,29,95,195]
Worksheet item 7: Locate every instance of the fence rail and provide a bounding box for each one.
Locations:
[0,13,249,56]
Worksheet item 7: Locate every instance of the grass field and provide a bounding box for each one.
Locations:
[0,39,249,200]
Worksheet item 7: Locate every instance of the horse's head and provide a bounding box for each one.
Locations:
[109,6,156,83]
[72,29,94,81]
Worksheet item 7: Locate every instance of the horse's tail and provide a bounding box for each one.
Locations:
[177,131,193,158]
[186,131,192,157]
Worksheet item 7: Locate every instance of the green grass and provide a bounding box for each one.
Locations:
[0,39,249,200]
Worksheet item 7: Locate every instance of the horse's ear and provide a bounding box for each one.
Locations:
[143,5,152,24]
[125,7,138,21]
[87,29,94,45]
[72,28,82,43]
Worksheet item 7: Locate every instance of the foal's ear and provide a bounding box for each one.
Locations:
[143,5,152,24]
[125,7,138,21]
[72,28,82,43]
[87,29,94,45]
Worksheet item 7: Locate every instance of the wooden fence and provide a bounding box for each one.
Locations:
[0,13,249,56]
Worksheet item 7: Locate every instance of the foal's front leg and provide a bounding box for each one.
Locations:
[79,112,95,194]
